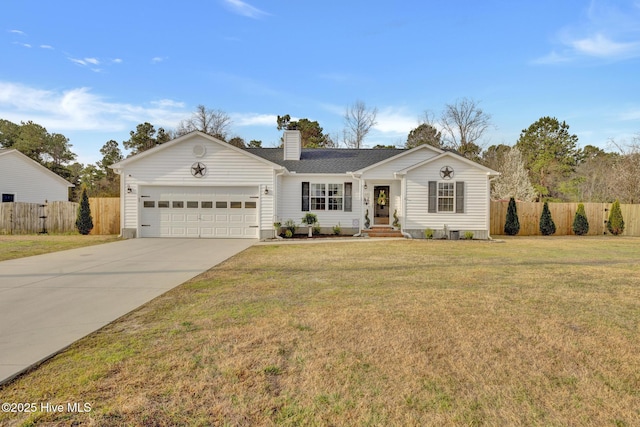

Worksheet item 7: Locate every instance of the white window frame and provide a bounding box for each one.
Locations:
[437,181,455,213]
[328,184,343,211]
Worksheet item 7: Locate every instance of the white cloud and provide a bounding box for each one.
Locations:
[151,56,167,63]
[535,1,640,64]
[84,57,100,65]
[373,107,419,134]
[112,58,123,64]
[9,29,25,36]
[40,44,54,49]
[232,113,277,127]
[0,81,187,132]
[13,42,31,48]
[222,0,270,19]
[570,33,640,58]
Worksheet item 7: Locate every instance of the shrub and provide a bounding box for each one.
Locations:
[392,209,400,228]
[284,229,293,238]
[284,219,297,235]
[424,228,434,239]
[464,231,474,240]
[364,209,370,229]
[75,187,94,235]
[504,197,520,236]
[607,200,625,235]
[333,223,341,235]
[539,201,556,236]
[572,203,589,235]
[313,222,321,235]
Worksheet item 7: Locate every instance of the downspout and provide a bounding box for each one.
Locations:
[273,168,287,239]
[111,165,125,238]
[348,172,364,237]
[395,172,412,239]
[487,173,501,240]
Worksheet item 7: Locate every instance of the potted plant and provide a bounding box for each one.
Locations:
[302,213,318,237]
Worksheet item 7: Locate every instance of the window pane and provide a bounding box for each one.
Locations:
[158,201,169,208]
[311,198,325,210]
[216,201,228,208]
[328,184,343,196]
[201,201,213,208]
[187,201,198,208]
[143,201,155,208]
[245,201,256,208]
[328,198,343,210]
[230,201,242,208]
[311,183,325,197]
[172,201,184,208]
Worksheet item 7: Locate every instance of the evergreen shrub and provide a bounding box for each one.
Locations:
[539,201,556,236]
[504,197,520,236]
[572,203,589,235]
[607,200,625,235]
[76,187,94,235]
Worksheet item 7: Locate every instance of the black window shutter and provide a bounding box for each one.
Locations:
[428,181,437,213]
[456,181,465,213]
[344,183,352,212]
[302,182,309,211]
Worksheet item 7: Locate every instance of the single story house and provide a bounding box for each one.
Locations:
[110,130,499,239]
[0,149,73,203]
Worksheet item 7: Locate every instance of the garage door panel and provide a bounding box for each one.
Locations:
[140,186,259,238]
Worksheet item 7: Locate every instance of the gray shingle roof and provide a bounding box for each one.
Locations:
[245,148,406,173]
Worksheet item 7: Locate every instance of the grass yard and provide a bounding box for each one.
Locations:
[1,237,639,426]
[0,234,120,261]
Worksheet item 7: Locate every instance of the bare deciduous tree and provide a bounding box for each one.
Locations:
[175,105,232,141]
[344,100,378,149]
[491,146,537,201]
[610,136,640,204]
[440,98,492,160]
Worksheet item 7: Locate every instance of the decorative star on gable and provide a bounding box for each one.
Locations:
[191,162,207,178]
[440,166,454,179]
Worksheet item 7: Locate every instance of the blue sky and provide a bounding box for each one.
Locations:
[1,0,640,164]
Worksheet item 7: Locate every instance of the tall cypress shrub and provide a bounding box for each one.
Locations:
[504,197,520,235]
[539,201,556,236]
[572,203,589,235]
[76,187,94,235]
[607,199,625,235]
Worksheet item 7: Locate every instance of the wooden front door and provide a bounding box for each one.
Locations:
[374,186,390,225]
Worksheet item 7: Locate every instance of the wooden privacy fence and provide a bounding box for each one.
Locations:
[491,201,640,236]
[2,198,638,237]
[0,198,120,235]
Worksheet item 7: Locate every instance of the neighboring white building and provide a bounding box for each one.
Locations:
[0,149,73,203]
[111,131,499,239]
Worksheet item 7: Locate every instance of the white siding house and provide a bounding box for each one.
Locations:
[111,131,499,239]
[0,149,73,203]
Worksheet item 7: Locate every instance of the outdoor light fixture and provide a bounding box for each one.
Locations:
[364,184,368,190]
[264,187,269,195]
[127,185,132,194]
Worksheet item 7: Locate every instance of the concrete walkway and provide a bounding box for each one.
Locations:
[0,238,255,385]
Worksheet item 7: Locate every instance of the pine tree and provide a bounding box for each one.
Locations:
[572,203,589,235]
[504,197,520,235]
[607,199,625,235]
[539,201,556,236]
[76,187,94,235]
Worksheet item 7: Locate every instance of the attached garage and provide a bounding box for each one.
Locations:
[111,132,281,239]
[139,186,260,238]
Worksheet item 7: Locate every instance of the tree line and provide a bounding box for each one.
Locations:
[1,100,638,204]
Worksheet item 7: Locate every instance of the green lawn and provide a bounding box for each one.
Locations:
[1,237,639,426]
[0,234,120,261]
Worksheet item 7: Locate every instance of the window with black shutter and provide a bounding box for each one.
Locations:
[344,182,352,212]
[302,182,309,211]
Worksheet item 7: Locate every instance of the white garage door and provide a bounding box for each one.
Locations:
[139,186,259,238]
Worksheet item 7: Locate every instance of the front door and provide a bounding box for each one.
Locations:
[374,186,390,225]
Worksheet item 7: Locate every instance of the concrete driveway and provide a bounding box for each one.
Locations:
[0,238,256,385]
